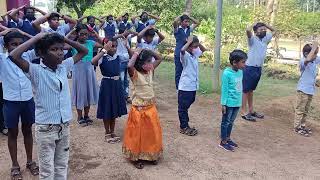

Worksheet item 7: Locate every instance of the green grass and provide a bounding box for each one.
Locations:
[156,61,297,98]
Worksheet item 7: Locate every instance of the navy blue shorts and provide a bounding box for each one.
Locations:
[3,98,35,128]
[242,66,262,93]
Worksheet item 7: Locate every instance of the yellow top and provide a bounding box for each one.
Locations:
[130,70,155,106]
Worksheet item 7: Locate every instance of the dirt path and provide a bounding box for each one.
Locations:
[0,74,320,180]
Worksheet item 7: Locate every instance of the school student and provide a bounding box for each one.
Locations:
[0,30,38,180]
[131,11,160,33]
[173,14,200,90]
[9,5,46,36]
[102,15,118,40]
[117,13,132,32]
[112,28,136,103]
[78,15,105,40]
[32,12,77,36]
[178,35,206,136]
[294,42,320,137]
[67,24,102,126]
[1,9,14,27]
[123,48,163,169]
[137,25,165,50]
[6,6,25,28]
[92,40,127,144]
[9,32,88,180]
[241,22,275,121]
[220,50,247,152]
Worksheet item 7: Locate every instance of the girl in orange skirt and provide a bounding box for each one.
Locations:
[123,49,163,169]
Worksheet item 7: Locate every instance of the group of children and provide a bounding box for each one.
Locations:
[0,4,319,180]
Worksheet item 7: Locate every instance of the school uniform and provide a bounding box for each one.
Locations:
[41,23,71,36]
[134,19,156,33]
[137,37,160,50]
[174,25,193,89]
[294,56,320,129]
[0,37,4,54]
[0,53,35,128]
[102,21,118,40]
[117,38,130,99]
[7,19,23,28]
[20,18,38,36]
[118,21,132,31]
[97,54,127,120]
[178,48,202,129]
[243,33,272,93]
[26,57,74,180]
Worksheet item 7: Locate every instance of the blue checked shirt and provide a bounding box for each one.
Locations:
[26,57,74,124]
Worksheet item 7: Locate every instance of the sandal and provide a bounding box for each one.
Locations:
[180,127,198,136]
[302,126,312,134]
[242,114,256,122]
[26,161,39,176]
[295,128,310,137]
[105,134,116,144]
[84,116,93,125]
[11,167,23,180]
[251,112,264,119]
[134,160,144,169]
[111,133,121,143]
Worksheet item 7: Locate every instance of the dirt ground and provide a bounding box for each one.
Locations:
[1,72,320,180]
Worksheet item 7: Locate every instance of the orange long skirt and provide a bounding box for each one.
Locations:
[122,104,163,161]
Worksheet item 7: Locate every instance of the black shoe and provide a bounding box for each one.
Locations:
[84,116,93,125]
[242,114,256,122]
[77,118,87,127]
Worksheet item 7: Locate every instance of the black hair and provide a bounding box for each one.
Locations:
[145,28,156,37]
[118,25,126,34]
[48,12,60,21]
[229,49,247,64]
[87,15,95,22]
[302,44,312,58]
[140,11,148,18]
[4,31,25,46]
[23,7,35,20]
[123,13,129,17]
[35,33,64,56]
[134,49,154,72]
[75,23,89,33]
[107,15,113,20]
[253,22,266,32]
[180,14,190,22]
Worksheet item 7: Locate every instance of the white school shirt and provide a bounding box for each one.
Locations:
[246,32,272,67]
[178,48,203,91]
[137,37,160,50]
[26,58,74,124]
[0,53,33,101]
[116,38,130,63]
[41,23,71,36]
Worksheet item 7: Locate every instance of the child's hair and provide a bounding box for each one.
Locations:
[48,12,60,21]
[229,49,247,64]
[180,14,190,22]
[118,25,126,34]
[253,22,266,32]
[87,16,94,22]
[134,49,154,72]
[302,44,312,58]
[185,36,199,47]
[140,11,148,18]
[4,31,24,46]
[75,23,89,33]
[23,7,34,14]
[107,15,113,20]
[123,13,129,17]
[35,33,64,55]
[145,29,155,37]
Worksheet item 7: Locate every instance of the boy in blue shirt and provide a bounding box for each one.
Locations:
[178,35,206,136]
[173,14,200,90]
[220,50,247,152]
[294,42,319,137]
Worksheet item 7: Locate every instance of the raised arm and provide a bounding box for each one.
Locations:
[65,28,76,39]
[64,37,88,64]
[131,15,139,24]
[128,49,141,77]
[265,24,276,36]
[93,16,105,27]
[181,36,193,55]
[173,15,181,29]
[32,13,50,32]
[1,9,13,26]
[137,25,153,42]
[152,50,163,69]
[32,6,47,15]
[0,24,8,31]
[189,16,200,29]
[9,33,46,72]
[61,13,77,29]
[305,42,319,65]
[199,43,207,53]
[155,28,165,43]
[147,12,160,21]
[9,6,25,22]
[246,23,255,39]
[91,41,112,66]
[77,16,87,23]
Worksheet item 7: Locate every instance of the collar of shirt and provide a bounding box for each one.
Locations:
[103,53,118,61]
[178,26,189,33]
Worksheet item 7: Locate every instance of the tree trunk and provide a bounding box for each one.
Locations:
[267,0,274,16]
[213,0,223,92]
[71,0,83,18]
[270,0,279,57]
[185,0,192,15]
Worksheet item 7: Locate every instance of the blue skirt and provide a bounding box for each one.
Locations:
[97,78,127,120]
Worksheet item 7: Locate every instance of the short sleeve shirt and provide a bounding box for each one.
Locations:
[246,32,272,67]
[71,40,95,62]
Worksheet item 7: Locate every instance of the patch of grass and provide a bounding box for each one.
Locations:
[156,61,297,99]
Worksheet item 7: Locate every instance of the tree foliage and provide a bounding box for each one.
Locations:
[57,0,98,18]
